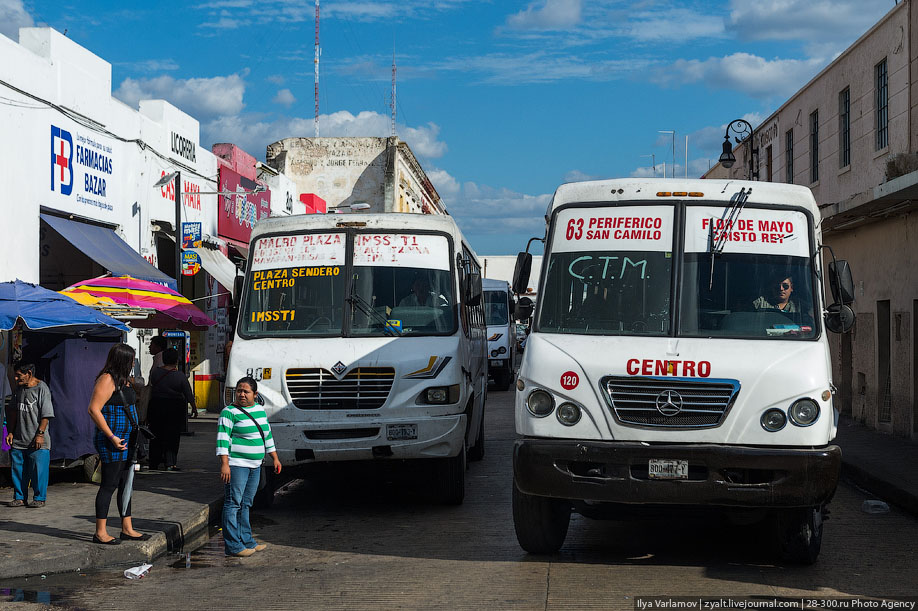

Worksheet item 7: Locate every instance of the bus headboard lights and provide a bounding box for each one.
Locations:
[761,408,787,432]
[526,389,554,417]
[789,399,820,426]
[556,402,582,426]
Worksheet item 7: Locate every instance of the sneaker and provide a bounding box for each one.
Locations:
[229,548,255,557]
[28,501,45,508]
[8,499,25,507]
[166,466,182,472]
[254,543,267,552]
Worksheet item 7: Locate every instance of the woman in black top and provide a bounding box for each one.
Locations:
[147,348,197,471]
[87,343,150,544]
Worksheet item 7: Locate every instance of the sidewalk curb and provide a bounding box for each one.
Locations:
[840,461,918,517]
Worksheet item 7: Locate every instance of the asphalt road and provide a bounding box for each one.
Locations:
[3,387,918,610]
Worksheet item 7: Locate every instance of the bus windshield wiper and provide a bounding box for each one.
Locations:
[347,280,401,336]
[708,187,751,289]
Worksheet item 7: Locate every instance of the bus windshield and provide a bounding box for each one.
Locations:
[538,206,674,336]
[679,206,817,339]
[484,291,509,326]
[240,231,456,337]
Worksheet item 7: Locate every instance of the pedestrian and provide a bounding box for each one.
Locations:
[5,363,53,508]
[87,343,150,544]
[217,376,281,557]
[147,348,196,471]
[149,335,166,370]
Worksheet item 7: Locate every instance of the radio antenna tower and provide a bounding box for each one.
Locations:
[314,0,320,138]
[390,47,397,137]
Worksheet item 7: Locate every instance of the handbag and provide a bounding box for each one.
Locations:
[121,405,155,440]
[91,459,103,484]
[235,405,270,491]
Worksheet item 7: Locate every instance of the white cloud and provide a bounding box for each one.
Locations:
[117,59,180,72]
[273,88,296,107]
[266,74,285,85]
[199,110,448,163]
[563,169,601,183]
[727,0,893,46]
[507,0,582,31]
[434,52,652,85]
[114,74,246,120]
[621,8,725,42]
[0,0,33,41]
[656,52,826,99]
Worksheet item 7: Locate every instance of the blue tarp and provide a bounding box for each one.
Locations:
[41,214,177,290]
[0,280,129,335]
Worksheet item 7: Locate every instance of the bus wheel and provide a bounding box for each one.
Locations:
[512,483,570,554]
[252,469,277,509]
[495,370,512,391]
[468,411,485,462]
[437,444,466,505]
[776,506,824,565]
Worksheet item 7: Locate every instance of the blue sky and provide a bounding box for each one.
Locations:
[1,0,897,254]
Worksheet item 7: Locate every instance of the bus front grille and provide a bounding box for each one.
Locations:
[286,367,395,410]
[601,376,740,428]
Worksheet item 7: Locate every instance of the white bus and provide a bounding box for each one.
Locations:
[511,178,856,563]
[483,278,516,390]
[228,213,488,505]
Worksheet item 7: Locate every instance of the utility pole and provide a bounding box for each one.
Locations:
[391,47,397,137]
[173,171,182,292]
[314,0,320,138]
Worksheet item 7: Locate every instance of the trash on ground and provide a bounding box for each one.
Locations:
[861,499,890,514]
[124,563,153,579]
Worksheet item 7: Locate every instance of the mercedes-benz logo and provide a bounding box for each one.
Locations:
[655,390,683,416]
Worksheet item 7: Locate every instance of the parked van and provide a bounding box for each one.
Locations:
[483,278,516,390]
[511,178,855,563]
[227,213,488,504]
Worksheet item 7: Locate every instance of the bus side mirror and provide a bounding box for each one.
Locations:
[515,296,534,321]
[233,274,245,302]
[828,260,855,305]
[825,303,856,334]
[512,252,532,295]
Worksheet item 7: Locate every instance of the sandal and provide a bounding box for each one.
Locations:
[92,534,121,545]
[8,499,25,507]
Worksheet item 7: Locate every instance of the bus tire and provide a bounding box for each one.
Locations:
[495,369,512,391]
[512,483,570,554]
[252,470,276,510]
[437,444,466,505]
[776,506,824,565]
[468,410,485,462]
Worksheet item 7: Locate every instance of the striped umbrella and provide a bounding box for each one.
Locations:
[61,275,216,330]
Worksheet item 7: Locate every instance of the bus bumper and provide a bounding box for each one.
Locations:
[270,414,466,464]
[513,438,841,508]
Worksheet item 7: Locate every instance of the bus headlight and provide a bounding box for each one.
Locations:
[490,350,499,357]
[420,384,460,405]
[789,399,820,426]
[526,389,554,417]
[556,402,582,426]
[498,346,507,354]
[761,408,787,432]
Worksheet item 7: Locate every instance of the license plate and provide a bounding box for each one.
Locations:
[386,424,417,441]
[648,459,688,480]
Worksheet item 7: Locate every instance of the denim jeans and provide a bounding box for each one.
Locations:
[10,448,50,502]
[222,465,260,555]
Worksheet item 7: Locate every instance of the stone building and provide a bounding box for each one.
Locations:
[707,1,918,438]
[265,137,445,215]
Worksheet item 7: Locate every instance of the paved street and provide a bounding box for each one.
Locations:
[3,387,918,610]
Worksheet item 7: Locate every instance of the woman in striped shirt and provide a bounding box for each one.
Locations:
[216,376,281,557]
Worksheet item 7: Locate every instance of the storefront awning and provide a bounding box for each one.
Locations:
[41,214,177,290]
[189,246,241,298]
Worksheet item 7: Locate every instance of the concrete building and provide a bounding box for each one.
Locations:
[0,28,296,410]
[265,137,445,215]
[706,1,918,438]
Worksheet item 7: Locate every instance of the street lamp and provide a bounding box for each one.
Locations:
[718,119,758,180]
[153,171,268,287]
[658,130,675,178]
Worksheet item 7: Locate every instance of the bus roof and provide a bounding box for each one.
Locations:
[249,212,479,261]
[548,178,820,220]
[482,278,510,291]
